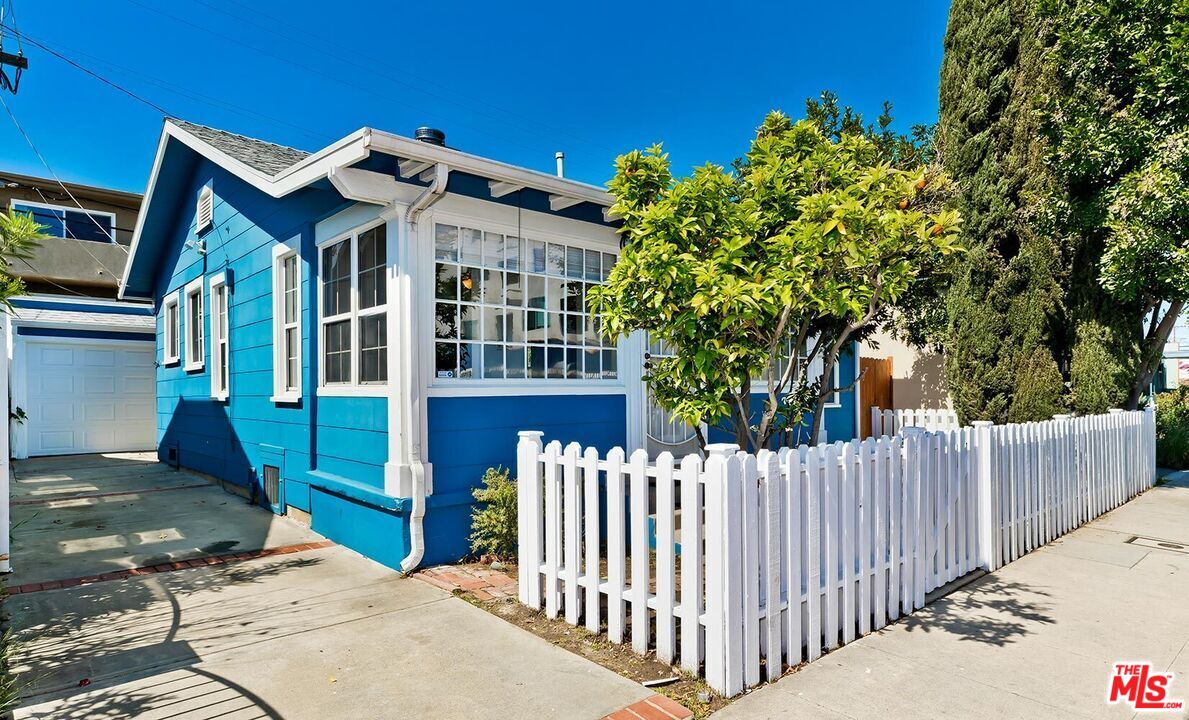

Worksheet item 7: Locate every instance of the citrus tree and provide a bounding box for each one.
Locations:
[591,112,963,452]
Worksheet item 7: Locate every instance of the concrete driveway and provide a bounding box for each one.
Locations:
[718,473,1189,720]
[7,454,651,719]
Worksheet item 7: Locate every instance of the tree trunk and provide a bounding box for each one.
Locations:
[1127,300,1184,409]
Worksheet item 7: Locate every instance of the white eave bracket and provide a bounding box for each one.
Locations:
[489,180,524,198]
[398,159,434,179]
[549,194,583,212]
[328,166,409,205]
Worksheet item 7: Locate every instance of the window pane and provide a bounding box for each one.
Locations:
[565,281,585,312]
[505,272,523,306]
[459,342,478,378]
[435,342,457,378]
[481,269,504,305]
[321,239,351,317]
[528,239,546,273]
[358,226,386,310]
[565,313,582,344]
[435,263,459,300]
[283,255,299,324]
[285,326,300,392]
[602,349,618,379]
[547,347,565,378]
[546,312,563,344]
[482,344,504,379]
[547,243,565,275]
[602,253,616,280]
[548,278,566,312]
[505,237,521,271]
[460,267,480,303]
[506,345,526,378]
[585,316,599,345]
[526,275,546,310]
[527,346,546,378]
[460,305,480,340]
[482,307,504,342]
[526,310,546,343]
[566,246,584,279]
[65,210,113,242]
[435,224,458,261]
[566,349,580,379]
[506,309,525,343]
[584,349,601,379]
[436,302,458,339]
[484,232,504,268]
[585,250,601,281]
[13,204,65,238]
[359,314,386,383]
[461,227,482,265]
[324,319,351,383]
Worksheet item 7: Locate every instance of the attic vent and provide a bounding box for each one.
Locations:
[196,186,213,233]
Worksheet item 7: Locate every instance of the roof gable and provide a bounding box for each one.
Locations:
[167,119,310,176]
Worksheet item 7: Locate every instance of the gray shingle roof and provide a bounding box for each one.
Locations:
[14,307,155,331]
[168,119,310,176]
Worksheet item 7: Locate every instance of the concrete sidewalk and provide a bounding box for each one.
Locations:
[9,454,651,719]
[718,473,1189,720]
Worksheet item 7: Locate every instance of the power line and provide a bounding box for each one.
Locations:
[0,92,129,285]
[0,23,169,116]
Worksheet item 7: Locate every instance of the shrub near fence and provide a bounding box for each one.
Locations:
[516,408,1155,697]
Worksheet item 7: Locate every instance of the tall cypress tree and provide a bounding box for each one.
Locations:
[937,0,1067,423]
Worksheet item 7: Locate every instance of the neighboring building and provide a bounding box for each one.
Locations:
[120,119,861,570]
[1157,308,1189,391]
[1,171,155,458]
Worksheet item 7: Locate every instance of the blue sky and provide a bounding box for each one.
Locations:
[0,0,952,194]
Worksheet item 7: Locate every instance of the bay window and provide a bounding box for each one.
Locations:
[433,222,617,381]
[319,222,387,388]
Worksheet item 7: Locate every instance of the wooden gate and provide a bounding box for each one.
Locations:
[860,357,892,438]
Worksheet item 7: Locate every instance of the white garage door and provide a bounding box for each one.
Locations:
[24,339,156,456]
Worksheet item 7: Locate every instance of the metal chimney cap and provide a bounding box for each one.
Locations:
[414,127,446,146]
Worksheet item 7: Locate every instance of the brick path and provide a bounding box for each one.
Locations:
[6,540,335,594]
[602,694,694,720]
[413,563,518,600]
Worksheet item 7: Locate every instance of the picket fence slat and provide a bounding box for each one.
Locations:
[517,407,1156,698]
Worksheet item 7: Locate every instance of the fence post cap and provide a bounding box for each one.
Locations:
[1108,408,1125,414]
[705,443,740,457]
[970,420,994,428]
[1052,414,1071,421]
[517,430,545,440]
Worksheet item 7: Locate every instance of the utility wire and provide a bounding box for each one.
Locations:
[0,92,129,285]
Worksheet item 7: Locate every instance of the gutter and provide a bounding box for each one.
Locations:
[399,162,449,574]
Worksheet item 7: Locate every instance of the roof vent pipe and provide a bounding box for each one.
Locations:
[555,151,565,178]
[415,127,446,146]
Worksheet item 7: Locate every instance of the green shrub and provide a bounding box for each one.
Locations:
[470,467,518,560]
[1155,388,1189,469]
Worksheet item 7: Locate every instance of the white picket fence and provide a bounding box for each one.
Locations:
[516,407,1155,697]
[869,406,961,438]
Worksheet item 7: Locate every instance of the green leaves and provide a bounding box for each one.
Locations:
[597,111,964,449]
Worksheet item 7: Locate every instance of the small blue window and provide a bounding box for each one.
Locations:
[12,202,115,243]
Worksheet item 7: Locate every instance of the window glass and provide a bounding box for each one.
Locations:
[12,202,114,242]
[431,223,616,381]
[320,225,388,388]
[359,314,386,383]
[357,225,386,310]
[324,319,351,383]
[322,239,351,317]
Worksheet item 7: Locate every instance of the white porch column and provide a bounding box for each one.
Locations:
[0,313,11,572]
[620,330,647,453]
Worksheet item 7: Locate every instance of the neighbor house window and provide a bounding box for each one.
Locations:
[196,186,213,233]
[432,222,617,381]
[318,223,387,387]
[272,246,302,402]
[184,277,205,371]
[11,200,115,243]
[209,273,230,400]
[163,291,180,365]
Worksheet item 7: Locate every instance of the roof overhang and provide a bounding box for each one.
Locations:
[120,120,617,299]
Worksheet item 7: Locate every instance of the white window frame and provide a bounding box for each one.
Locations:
[424,211,623,394]
[209,273,230,400]
[196,185,213,233]
[9,199,117,243]
[317,219,388,395]
[163,290,180,365]
[183,276,205,372]
[271,244,302,403]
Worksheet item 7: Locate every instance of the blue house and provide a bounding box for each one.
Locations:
[120,119,861,571]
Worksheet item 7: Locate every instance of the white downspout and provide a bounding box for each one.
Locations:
[399,162,448,574]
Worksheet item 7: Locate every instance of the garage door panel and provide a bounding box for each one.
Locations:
[25,339,157,456]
